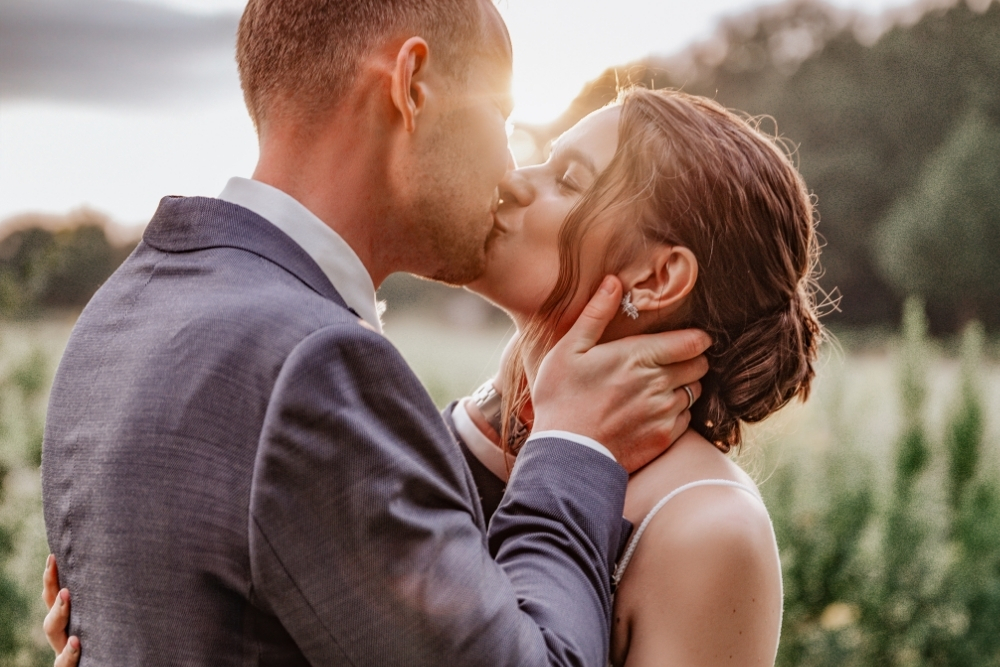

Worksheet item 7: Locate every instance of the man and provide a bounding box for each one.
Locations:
[41,1,709,665]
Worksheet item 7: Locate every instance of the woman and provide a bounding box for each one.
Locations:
[43,88,821,666]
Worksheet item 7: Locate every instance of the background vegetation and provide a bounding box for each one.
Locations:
[760,302,1000,666]
[0,0,998,663]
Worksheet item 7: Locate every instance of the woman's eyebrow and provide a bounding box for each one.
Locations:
[550,144,598,177]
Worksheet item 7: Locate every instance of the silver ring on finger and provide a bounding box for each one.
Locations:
[682,384,695,410]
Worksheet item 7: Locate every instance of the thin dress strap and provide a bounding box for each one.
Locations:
[613,479,763,586]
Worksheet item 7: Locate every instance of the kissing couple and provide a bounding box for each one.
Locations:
[40,1,823,665]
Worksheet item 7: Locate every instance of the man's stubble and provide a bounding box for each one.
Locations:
[411,110,500,287]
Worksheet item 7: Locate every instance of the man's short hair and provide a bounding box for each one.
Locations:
[237,0,505,129]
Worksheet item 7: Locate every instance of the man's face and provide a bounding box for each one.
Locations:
[398,9,514,286]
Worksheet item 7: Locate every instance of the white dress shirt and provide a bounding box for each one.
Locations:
[219,177,383,333]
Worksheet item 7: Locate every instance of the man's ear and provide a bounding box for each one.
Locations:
[623,245,698,316]
[390,37,430,133]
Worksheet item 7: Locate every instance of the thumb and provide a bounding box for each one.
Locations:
[561,276,622,354]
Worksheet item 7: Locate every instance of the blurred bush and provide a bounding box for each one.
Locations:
[0,213,136,318]
[0,461,29,662]
[876,110,1000,325]
[0,331,53,667]
[766,299,1000,666]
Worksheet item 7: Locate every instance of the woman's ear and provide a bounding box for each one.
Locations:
[623,245,698,316]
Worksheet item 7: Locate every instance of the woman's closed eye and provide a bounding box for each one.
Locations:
[556,173,582,193]
[555,163,593,194]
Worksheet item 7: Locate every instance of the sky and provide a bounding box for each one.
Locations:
[0,0,925,225]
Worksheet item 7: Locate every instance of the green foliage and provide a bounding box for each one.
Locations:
[0,465,29,662]
[766,303,1000,666]
[0,222,135,317]
[768,442,875,666]
[0,330,55,666]
[876,111,1000,325]
[867,298,938,666]
[947,322,986,514]
[932,322,1000,666]
[895,298,931,489]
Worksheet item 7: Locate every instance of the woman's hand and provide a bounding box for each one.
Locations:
[42,555,80,667]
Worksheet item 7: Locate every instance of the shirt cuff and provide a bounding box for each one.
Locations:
[527,430,617,462]
[452,400,515,482]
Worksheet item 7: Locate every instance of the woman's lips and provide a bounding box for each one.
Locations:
[491,211,508,233]
[484,217,504,253]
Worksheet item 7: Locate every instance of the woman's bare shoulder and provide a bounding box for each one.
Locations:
[634,481,777,583]
[613,433,781,667]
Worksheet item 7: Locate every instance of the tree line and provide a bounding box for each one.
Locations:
[0,212,136,318]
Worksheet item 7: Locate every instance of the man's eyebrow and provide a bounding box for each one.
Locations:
[550,144,598,177]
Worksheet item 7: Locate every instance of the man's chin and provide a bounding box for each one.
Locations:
[420,215,497,286]
[427,252,486,287]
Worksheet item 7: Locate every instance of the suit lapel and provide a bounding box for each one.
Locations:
[142,196,353,313]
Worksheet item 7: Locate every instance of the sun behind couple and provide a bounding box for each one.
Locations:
[460,88,822,665]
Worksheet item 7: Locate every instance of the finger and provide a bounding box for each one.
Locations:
[54,636,80,667]
[559,276,622,354]
[627,328,713,368]
[43,589,71,654]
[674,381,703,411]
[42,555,59,608]
[659,353,710,393]
[668,407,693,445]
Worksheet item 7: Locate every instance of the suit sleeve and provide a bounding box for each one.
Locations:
[249,325,627,667]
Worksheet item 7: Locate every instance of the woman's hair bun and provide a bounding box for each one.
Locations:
[693,288,822,452]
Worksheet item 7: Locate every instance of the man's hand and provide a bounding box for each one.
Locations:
[42,555,80,667]
[531,276,711,473]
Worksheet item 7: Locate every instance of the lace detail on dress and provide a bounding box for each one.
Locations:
[612,479,763,587]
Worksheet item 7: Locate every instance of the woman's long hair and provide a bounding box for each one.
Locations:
[501,88,823,454]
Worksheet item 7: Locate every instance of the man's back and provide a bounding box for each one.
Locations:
[43,197,372,664]
[43,196,637,667]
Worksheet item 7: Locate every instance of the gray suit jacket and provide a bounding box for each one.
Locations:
[42,196,628,666]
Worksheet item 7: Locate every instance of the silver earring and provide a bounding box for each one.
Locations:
[621,291,639,320]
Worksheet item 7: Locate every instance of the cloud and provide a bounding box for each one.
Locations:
[0,0,241,105]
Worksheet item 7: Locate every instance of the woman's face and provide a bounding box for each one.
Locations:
[468,106,621,326]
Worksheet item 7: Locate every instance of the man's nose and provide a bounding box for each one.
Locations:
[497,166,535,209]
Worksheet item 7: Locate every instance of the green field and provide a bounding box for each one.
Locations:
[0,309,998,666]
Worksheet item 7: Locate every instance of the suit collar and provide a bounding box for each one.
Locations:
[217,178,382,333]
[142,196,353,313]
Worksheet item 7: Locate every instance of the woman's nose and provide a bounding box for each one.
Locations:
[497,168,536,208]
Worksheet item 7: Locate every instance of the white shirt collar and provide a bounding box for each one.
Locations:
[218,177,383,333]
